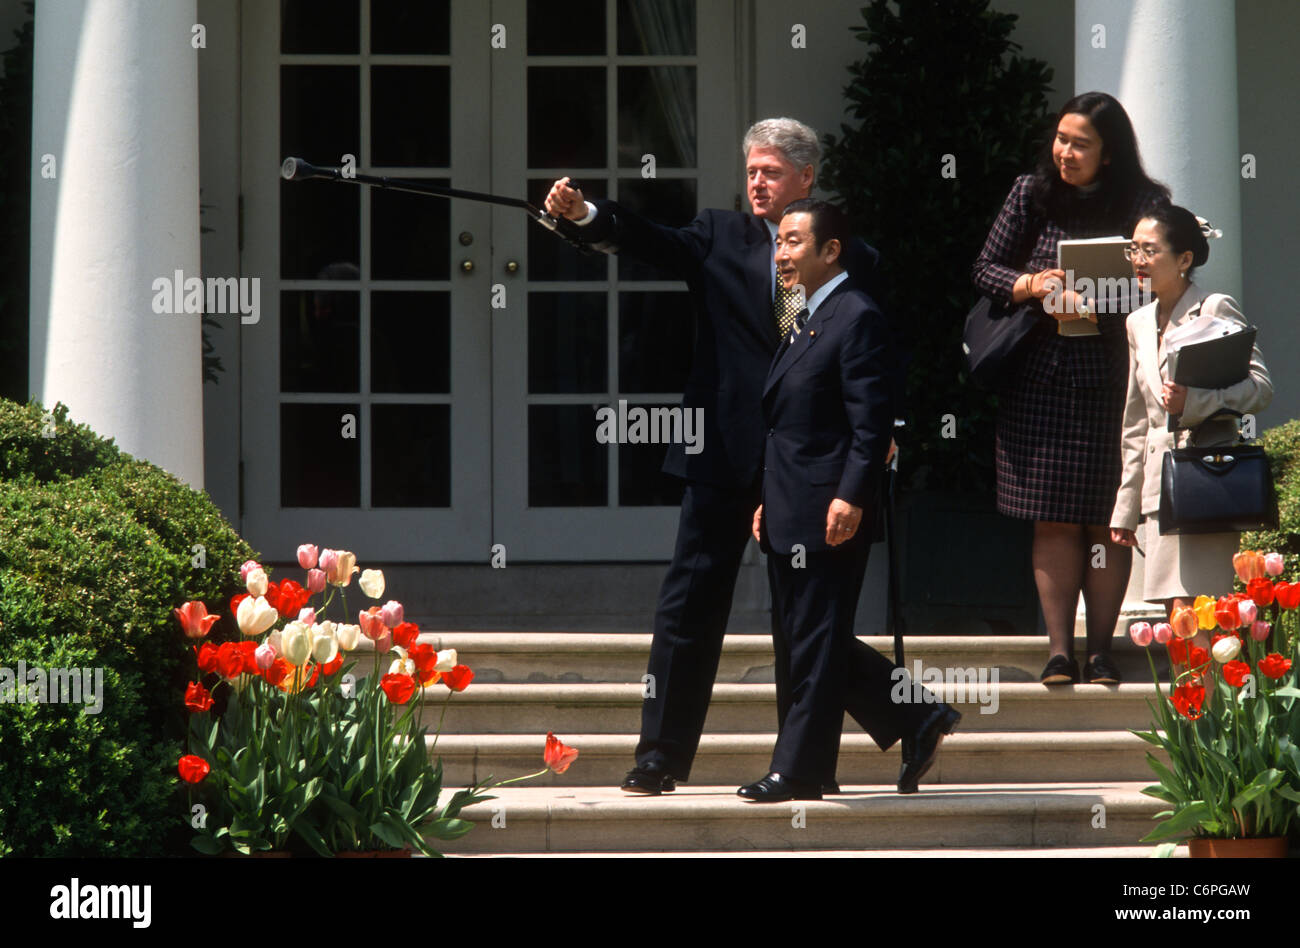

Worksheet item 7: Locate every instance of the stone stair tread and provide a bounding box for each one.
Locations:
[429,730,1156,749]
[448,845,1183,858]
[414,681,1157,700]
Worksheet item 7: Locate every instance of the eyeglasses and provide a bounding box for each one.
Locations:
[1124,244,1166,262]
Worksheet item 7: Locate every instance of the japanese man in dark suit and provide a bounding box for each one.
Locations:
[739,199,960,801]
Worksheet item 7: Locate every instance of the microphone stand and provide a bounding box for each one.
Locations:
[280,157,593,253]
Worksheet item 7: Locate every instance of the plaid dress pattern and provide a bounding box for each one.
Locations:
[971,174,1165,524]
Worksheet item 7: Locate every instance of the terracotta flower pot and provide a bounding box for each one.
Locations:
[1188,836,1288,858]
[335,848,414,858]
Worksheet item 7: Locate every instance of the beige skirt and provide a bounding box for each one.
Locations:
[1139,518,1239,603]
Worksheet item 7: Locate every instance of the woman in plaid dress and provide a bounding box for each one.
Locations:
[972,92,1169,685]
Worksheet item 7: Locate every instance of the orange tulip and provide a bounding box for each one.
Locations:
[1233,551,1266,585]
[174,600,220,639]
[1170,605,1198,639]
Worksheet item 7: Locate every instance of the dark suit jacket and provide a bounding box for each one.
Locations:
[581,199,886,488]
[758,279,894,554]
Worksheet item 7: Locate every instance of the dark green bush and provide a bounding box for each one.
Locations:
[1241,419,1300,579]
[0,398,256,855]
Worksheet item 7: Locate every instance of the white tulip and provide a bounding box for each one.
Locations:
[237,595,278,637]
[1212,636,1242,663]
[389,656,416,677]
[335,623,361,652]
[434,648,457,672]
[358,569,386,599]
[282,620,313,666]
[245,567,269,598]
[312,624,339,664]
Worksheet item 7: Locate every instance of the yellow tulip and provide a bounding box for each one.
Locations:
[1193,595,1217,631]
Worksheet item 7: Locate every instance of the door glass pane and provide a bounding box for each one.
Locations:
[619,436,686,506]
[529,406,606,506]
[617,0,696,55]
[371,66,450,167]
[281,66,359,166]
[372,405,451,507]
[529,292,607,394]
[617,66,697,168]
[371,0,450,54]
[281,288,360,392]
[527,0,605,54]
[280,182,360,280]
[281,403,361,506]
[282,0,359,53]
[618,291,692,393]
[528,67,606,168]
[371,292,451,394]
[371,179,451,279]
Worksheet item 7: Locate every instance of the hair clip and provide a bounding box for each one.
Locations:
[1195,215,1223,239]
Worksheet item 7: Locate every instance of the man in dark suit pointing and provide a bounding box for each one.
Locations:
[542,120,937,796]
[741,200,959,801]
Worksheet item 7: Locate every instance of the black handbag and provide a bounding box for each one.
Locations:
[961,296,1045,389]
[1157,409,1278,535]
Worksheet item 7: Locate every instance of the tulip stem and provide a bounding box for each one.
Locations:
[492,767,549,787]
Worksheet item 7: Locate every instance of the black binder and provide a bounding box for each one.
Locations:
[1171,326,1257,389]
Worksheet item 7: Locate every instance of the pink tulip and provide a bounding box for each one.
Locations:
[1152,623,1173,644]
[255,643,277,672]
[373,629,393,655]
[319,549,338,577]
[298,607,316,626]
[173,601,220,639]
[358,607,387,641]
[307,568,326,594]
[1128,621,1153,647]
[297,544,319,570]
[239,559,262,582]
[1251,620,1272,642]
[1265,553,1285,577]
[381,600,404,629]
[1238,600,1258,626]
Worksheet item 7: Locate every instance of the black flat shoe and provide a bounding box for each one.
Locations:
[737,772,823,802]
[620,766,678,794]
[1040,654,1079,685]
[1084,652,1121,684]
[897,703,961,794]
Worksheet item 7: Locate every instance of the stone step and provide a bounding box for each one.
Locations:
[426,730,1165,787]
[449,845,1185,858]
[411,682,1160,734]
[349,630,1169,684]
[434,783,1165,853]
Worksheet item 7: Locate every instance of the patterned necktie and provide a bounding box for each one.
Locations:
[773,263,802,338]
[787,307,811,345]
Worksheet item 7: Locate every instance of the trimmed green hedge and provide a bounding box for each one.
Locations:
[1242,419,1300,580]
[0,399,256,855]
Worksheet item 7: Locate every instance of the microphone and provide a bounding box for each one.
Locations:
[280,157,335,181]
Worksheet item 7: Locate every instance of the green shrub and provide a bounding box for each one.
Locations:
[0,398,256,855]
[1241,419,1300,579]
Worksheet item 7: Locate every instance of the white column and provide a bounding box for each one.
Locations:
[29,0,204,487]
[1075,0,1242,298]
[1076,0,1241,616]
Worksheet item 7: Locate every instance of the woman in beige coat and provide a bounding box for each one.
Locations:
[1109,204,1272,620]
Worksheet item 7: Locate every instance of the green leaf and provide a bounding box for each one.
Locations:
[367,819,408,850]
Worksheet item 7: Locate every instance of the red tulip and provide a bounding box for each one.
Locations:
[380,673,416,704]
[174,601,219,639]
[263,657,290,687]
[276,579,311,619]
[1170,681,1206,720]
[1214,596,1241,631]
[185,681,213,712]
[1222,661,1251,688]
[230,592,248,619]
[1188,646,1209,670]
[408,644,441,685]
[1167,637,1187,664]
[178,754,211,784]
[1247,578,1275,608]
[1259,654,1293,680]
[544,732,579,774]
[320,653,344,677]
[442,665,474,692]
[1275,582,1300,610]
[216,642,245,679]
[236,641,259,675]
[195,642,220,674]
[392,621,420,650]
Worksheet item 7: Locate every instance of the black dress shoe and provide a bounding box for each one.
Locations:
[1084,651,1122,684]
[896,704,961,794]
[1040,653,1080,685]
[620,766,677,794]
[737,772,823,802]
